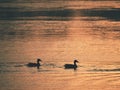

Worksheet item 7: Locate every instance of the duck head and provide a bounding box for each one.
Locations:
[74,60,79,63]
[37,58,42,63]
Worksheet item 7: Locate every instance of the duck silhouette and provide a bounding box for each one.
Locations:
[64,60,79,69]
[27,59,42,69]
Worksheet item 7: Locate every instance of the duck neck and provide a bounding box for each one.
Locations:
[74,62,77,66]
[37,61,40,65]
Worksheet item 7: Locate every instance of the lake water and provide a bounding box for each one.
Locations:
[0,0,120,90]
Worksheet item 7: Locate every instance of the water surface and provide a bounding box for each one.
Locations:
[0,0,120,90]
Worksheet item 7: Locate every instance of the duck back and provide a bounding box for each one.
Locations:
[27,63,40,67]
[64,64,77,68]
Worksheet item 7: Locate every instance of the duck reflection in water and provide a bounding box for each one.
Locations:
[27,58,42,69]
[64,60,79,70]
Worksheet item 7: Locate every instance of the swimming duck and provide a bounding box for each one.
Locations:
[27,59,42,67]
[64,60,79,69]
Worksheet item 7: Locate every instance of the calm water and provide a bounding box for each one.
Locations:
[0,0,120,90]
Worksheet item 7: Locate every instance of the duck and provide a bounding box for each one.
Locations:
[27,58,42,67]
[64,60,79,69]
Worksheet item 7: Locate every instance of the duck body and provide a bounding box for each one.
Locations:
[27,59,41,67]
[27,62,40,67]
[64,60,78,69]
[64,64,77,69]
